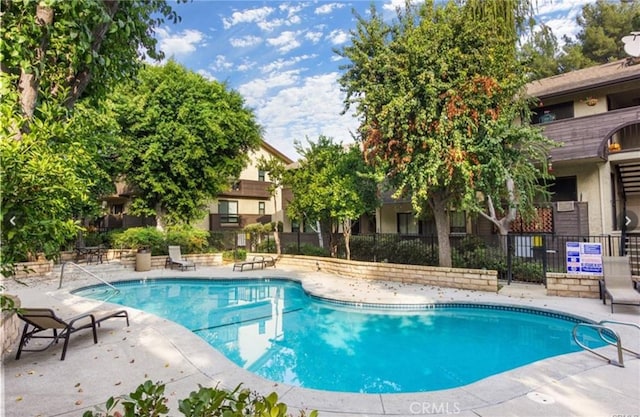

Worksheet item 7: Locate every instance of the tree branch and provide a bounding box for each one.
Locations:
[18,4,53,123]
[64,0,120,108]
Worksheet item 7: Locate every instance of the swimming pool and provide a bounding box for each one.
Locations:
[74,278,605,393]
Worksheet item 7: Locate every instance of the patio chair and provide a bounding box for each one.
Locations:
[166,245,196,271]
[601,256,640,313]
[15,308,129,361]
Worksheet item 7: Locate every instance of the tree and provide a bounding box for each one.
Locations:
[256,156,288,257]
[0,0,180,273]
[338,1,551,267]
[519,25,562,79]
[287,136,378,260]
[114,61,262,228]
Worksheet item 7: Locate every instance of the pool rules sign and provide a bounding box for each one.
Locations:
[566,242,603,274]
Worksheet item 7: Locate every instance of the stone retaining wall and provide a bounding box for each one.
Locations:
[1,295,21,361]
[269,254,498,292]
[120,252,223,269]
[546,272,640,298]
[11,260,54,278]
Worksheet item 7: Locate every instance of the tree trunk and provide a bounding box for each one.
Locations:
[343,219,352,260]
[430,191,452,267]
[17,4,54,124]
[272,196,281,257]
[155,202,165,232]
[479,177,517,255]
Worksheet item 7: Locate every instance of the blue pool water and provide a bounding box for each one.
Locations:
[74,278,604,393]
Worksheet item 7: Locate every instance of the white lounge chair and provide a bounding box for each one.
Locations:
[601,256,640,313]
[166,246,196,271]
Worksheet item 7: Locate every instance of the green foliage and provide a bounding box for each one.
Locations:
[165,225,209,254]
[284,243,330,257]
[83,380,315,417]
[114,61,262,226]
[288,136,379,259]
[257,239,276,253]
[207,232,233,251]
[223,249,246,262]
[0,0,179,275]
[522,0,640,78]
[110,227,166,255]
[338,1,551,266]
[511,260,544,283]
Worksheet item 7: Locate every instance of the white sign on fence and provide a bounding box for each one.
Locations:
[566,242,602,274]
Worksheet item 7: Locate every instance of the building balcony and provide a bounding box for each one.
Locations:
[218,180,272,199]
[542,105,640,162]
[210,213,273,231]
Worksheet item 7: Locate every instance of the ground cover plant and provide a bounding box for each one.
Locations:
[83,380,317,417]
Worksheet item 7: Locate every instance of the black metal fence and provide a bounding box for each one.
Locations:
[250,232,638,285]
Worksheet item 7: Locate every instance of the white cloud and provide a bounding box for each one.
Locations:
[315,3,346,15]
[305,30,323,44]
[382,0,407,12]
[260,54,316,73]
[238,70,301,108]
[267,31,302,53]
[229,35,263,48]
[255,72,358,158]
[237,59,257,72]
[210,54,233,72]
[197,69,216,81]
[223,7,274,29]
[327,29,349,45]
[155,28,205,57]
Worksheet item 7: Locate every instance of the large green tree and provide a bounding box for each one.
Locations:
[288,136,378,260]
[339,1,551,266]
[256,156,288,257]
[0,0,179,271]
[114,61,262,228]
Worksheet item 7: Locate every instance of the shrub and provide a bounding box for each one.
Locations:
[257,238,276,253]
[283,243,330,257]
[110,227,166,255]
[82,380,316,417]
[165,225,209,254]
[511,260,544,283]
[349,235,376,261]
[223,249,246,261]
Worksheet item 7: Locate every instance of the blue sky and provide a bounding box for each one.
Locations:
[155,0,596,160]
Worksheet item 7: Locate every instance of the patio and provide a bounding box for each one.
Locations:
[2,262,639,417]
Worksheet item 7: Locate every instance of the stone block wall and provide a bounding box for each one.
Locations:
[1,296,21,361]
[120,252,223,269]
[11,260,54,278]
[271,254,498,292]
[546,273,601,298]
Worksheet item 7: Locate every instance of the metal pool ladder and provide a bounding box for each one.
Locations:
[58,261,118,291]
[572,320,640,367]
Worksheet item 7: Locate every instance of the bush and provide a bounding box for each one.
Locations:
[349,235,376,261]
[511,260,544,283]
[257,239,276,253]
[110,227,166,255]
[284,243,330,257]
[83,380,316,417]
[223,249,246,261]
[165,225,209,254]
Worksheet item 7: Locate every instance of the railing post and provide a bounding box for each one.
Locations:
[507,234,513,285]
[542,234,548,288]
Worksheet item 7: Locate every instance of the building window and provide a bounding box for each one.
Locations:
[450,211,466,233]
[231,181,240,191]
[258,202,265,215]
[549,176,577,202]
[219,200,239,223]
[291,220,300,232]
[397,213,412,234]
[258,170,266,181]
[532,101,574,124]
[110,204,124,215]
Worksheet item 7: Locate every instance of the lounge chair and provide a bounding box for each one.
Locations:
[15,308,129,361]
[166,245,196,271]
[233,255,276,272]
[601,256,640,313]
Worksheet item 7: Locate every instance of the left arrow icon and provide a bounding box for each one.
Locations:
[10,216,16,226]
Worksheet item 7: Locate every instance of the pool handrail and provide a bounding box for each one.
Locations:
[58,261,118,292]
[572,320,640,367]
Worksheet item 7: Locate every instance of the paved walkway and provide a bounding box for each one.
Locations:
[1,263,639,417]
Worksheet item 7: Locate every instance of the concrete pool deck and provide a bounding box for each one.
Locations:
[1,263,639,417]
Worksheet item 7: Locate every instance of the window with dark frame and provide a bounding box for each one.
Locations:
[397,213,411,234]
[258,202,265,215]
[258,170,266,181]
[549,176,578,202]
[219,200,239,223]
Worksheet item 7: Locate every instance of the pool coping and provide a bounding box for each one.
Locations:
[3,265,639,416]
